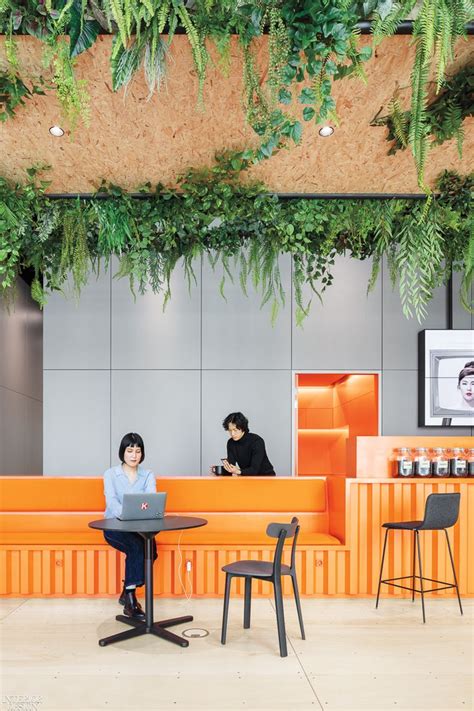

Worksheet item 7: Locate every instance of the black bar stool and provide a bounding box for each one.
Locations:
[220,516,305,657]
[376,492,463,623]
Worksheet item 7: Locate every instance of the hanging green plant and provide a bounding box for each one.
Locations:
[372,0,473,190]
[53,36,90,129]
[372,63,474,161]
[0,69,45,121]
[0,163,471,324]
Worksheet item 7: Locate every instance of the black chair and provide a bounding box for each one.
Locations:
[220,516,305,657]
[376,493,463,623]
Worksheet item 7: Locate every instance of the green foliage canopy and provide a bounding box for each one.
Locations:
[0,166,471,324]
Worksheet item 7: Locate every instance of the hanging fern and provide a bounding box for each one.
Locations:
[374,63,473,162]
[396,203,445,321]
[372,0,472,189]
[176,4,208,108]
[372,1,418,42]
[49,36,90,131]
[388,95,409,148]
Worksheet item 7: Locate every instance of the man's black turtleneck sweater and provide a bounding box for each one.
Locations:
[226,432,275,476]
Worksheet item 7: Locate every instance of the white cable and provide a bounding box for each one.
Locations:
[176,530,193,601]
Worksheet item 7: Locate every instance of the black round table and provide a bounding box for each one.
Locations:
[89,515,207,648]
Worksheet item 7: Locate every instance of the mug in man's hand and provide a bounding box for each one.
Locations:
[212,463,234,475]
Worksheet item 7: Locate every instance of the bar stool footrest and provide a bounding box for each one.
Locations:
[381,574,457,595]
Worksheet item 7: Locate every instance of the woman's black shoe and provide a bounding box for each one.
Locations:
[123,590,145,620]
[118,582,126,606]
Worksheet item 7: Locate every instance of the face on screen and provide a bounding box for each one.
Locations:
[459,377,474,406]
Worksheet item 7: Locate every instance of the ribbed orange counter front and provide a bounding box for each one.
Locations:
[0,477,345,598]
[0,476,472,598]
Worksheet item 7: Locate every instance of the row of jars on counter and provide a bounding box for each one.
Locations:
[393,447,474,477]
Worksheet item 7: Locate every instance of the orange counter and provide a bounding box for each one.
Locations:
[0,475,472,598]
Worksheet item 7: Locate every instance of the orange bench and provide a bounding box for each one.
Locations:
[0,476,342,597]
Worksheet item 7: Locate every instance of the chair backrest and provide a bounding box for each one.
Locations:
[419,493,460,530]
[266,516,299,575]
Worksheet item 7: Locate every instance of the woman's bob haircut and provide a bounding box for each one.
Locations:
[222,412,249,433]
[119,432,145,463]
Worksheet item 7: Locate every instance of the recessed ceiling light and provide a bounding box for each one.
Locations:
[318,125,334,137]
[49,125,64,137]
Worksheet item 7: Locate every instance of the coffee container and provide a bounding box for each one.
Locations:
[431,447,449,477]
[393,447,413,477]
[413,447,431,477]
[467,448,474,477]
[449,448,467,477]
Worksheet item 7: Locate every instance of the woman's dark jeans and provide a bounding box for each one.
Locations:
[103,531,157,588]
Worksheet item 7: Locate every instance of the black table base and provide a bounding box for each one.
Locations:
[89,516,207,649]
[97,534,191,648]
[98,614,193,647]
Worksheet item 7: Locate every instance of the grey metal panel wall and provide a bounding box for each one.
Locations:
[382,260,447,371]
[43,271,111,370]
[42,256,473,476]
[111,370,200,477]
[111,259,201,370]
[452,272,472,330]
[43,370,110,476]
[0,280,42,475]
[201,253,292,370]
[292,256,382,371]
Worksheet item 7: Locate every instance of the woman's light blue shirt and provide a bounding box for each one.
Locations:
[103,465,157,518]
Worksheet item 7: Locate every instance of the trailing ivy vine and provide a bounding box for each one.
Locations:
[0,165,472,324]
[1,2,472,177]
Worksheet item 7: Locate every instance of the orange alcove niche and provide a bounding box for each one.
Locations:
[295,373,379,477]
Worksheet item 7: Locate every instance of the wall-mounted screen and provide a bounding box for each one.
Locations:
[419,329,474,426]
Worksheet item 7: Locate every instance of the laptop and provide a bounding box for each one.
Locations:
[117,492,167,521]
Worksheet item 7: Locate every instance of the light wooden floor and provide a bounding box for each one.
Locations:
[1,596,472,711]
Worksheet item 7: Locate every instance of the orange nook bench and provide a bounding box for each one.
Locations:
[0,477,345,598]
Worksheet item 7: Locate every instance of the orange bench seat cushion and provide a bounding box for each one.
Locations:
[0,513,340,545]
[1,531,340,545]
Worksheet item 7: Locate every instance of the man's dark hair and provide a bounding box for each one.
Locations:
[222,412,249,433]
[119,432,145,463]
[458,361,474,385]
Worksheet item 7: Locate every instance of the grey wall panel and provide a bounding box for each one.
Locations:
[0,286,26,394]
[0,279,42,475]
[201,370,292,476]
[202,253,291,370]
[452,272,472,330]
[292,256,382,371]
[43,371,110,476]
[0,280,42,399]
[43,271,110,370]
[0,387,42,475]
[111,370,200,477]
[111,258,201,370]
[23,398,43,475]
[382,261,447,371]
[24,302,43,401]
[382,370,472,436]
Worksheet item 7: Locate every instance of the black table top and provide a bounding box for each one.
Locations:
[89,515,208,534]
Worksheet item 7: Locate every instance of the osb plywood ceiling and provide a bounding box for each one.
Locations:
[0,34,472,194]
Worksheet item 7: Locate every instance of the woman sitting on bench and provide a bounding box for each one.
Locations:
[103,432,157,620]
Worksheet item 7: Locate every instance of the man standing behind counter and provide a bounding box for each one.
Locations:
[222,412,275,476]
